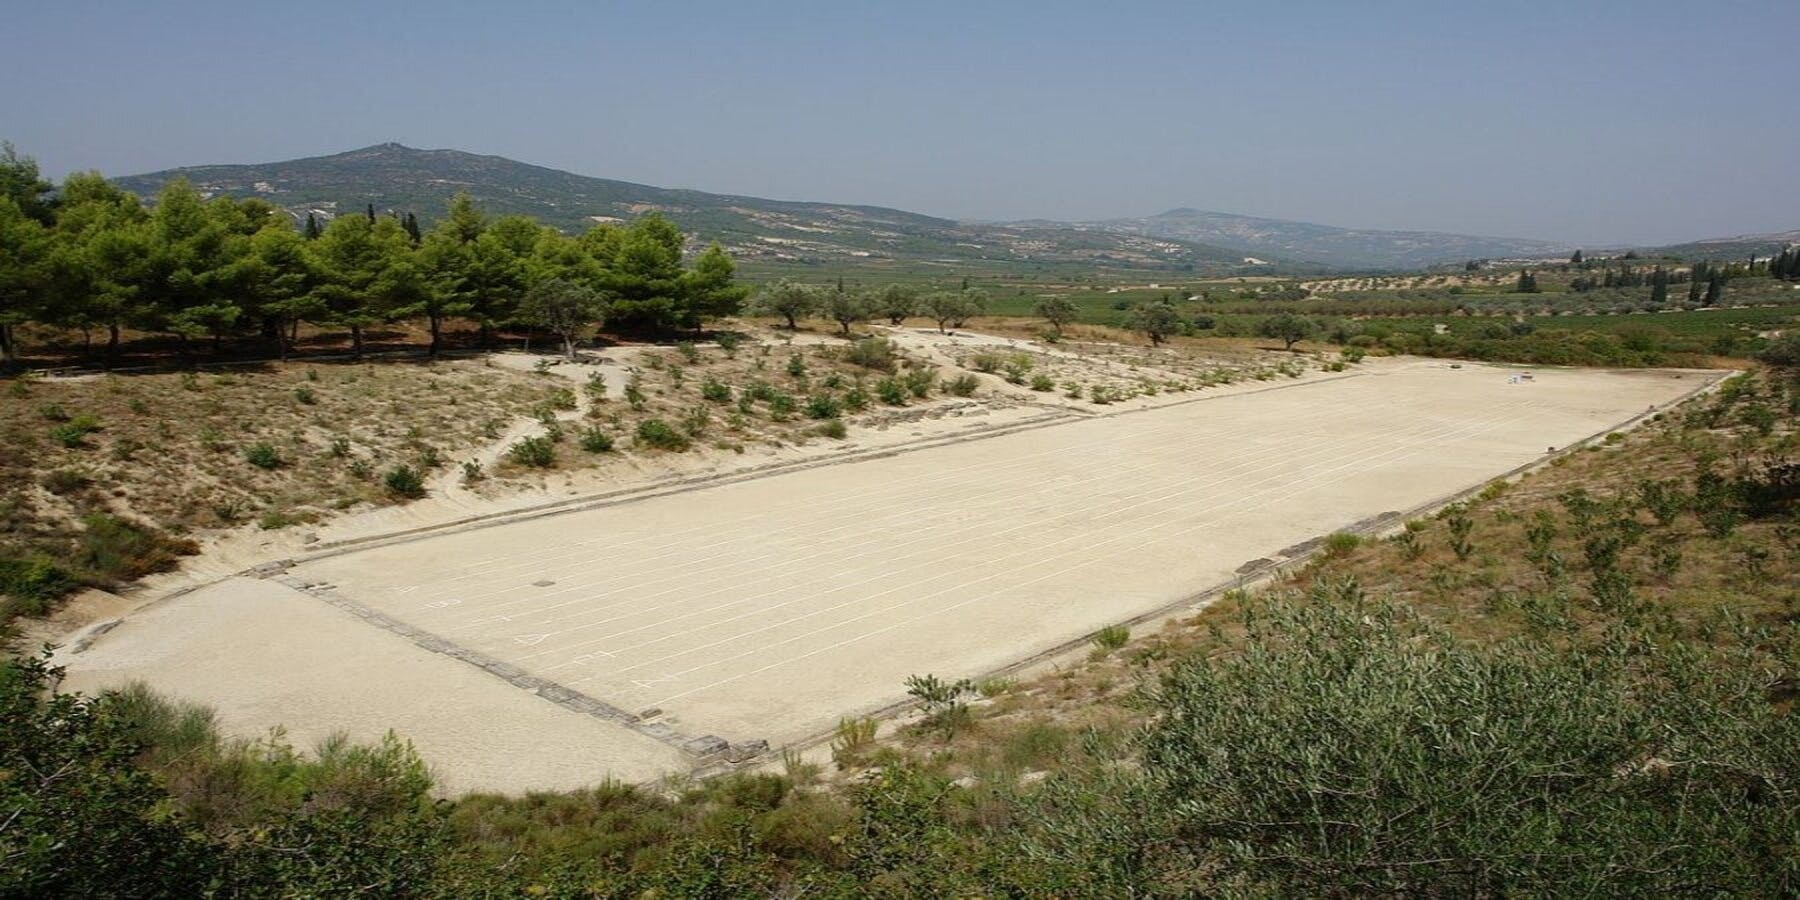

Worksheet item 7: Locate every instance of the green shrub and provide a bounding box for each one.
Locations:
[509,436,556,468]
[1322,531,1362,557]
[578,427,615,453]
[0,554,77,616]
[293,386,317,405]
[1029,373,1056,392]
[945,374,980,397]
[675,341,701,363]
[875,378,907,405]
[767,392,797,420]
[1133,589,1793,896]
[715,332,743,356]
[902,368,936,398]
[842,384,871,412]
[636,418,691,451]
[1001,355,1032,384]
[258,509,303,530]
[74,513,196,582]
[50,415,101,448]
[805,395,843,420]
[384,464,426,498]
[816,419,848,439]
[1091,624,1130,652]
[845,337,897,371]
[242,443,282,470]
[786,354,808,378]
[700,378,732,403]
[38,403,69,421]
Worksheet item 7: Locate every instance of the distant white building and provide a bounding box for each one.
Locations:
[1242,257,1271,265]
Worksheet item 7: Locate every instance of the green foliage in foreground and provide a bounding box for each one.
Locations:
[5,573,1791,896]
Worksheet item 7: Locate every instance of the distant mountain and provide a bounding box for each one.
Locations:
[1071,208,1570,270]
[1625,229,1800,262]
[112,144,1248,275]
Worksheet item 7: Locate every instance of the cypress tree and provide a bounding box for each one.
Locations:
[1704,274,1725,306]
[402,212,421,244]
[302,212,321,240]
[365,203,376,223]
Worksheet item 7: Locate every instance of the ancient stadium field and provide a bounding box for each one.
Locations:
[64,360,1713,791]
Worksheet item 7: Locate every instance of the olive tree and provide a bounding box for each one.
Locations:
[1126,301,1181,345]
[920,289,986,334]
[1033,296,1079,336]
[875,284,918,325]
[1257,313,1316,350]
[750,279,822,330]
[823,287,873,335]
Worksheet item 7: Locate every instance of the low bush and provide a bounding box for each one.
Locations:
[578,427,614,453]
[945,374,980,397]
[40,469,92,495]
[902,368,937,398]
[242,443,282,470]
[876,378,906,405]
[805,395,842,420]
[383,464,426,498]
[0,554,77,617]
[1322,531,1362,557]
[1090,623,1130,652]
[700,378,732,403]
[844,337,897,371]
[74,513,197,583]
[509,436,556,468]
[816,419,848,439]
[50,415,101,448]
[636,418,691,451]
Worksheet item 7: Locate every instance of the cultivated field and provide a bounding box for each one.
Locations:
[61,358,1713,792]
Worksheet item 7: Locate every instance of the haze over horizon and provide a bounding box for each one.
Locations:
[4,0,1796,246]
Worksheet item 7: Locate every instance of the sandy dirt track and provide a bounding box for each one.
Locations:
[64,359,1709,792]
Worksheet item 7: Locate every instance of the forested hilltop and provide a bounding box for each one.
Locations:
[0,143,745,366]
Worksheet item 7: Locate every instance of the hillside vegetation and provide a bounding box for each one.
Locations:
[5,363,1791,896]
[109,143,1247,275]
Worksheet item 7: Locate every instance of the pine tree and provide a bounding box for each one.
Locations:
[1569,249,1583,264]
[302,212,321,240]
[402,212,421,245]
[365,203,376,223]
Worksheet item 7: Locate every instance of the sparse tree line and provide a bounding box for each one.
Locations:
[747,279,991,334]
[0,142,746,366]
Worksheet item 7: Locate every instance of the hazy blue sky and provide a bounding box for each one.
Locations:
[4,1,1796,244]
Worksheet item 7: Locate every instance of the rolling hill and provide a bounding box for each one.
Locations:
[1072,208,1571,270]
[118,144,1787,274]
[113,144,1249,276]
[1627,229,1800,262]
